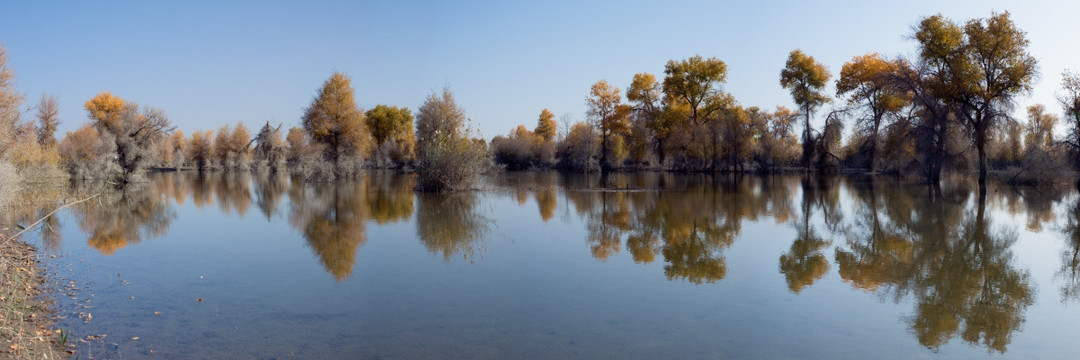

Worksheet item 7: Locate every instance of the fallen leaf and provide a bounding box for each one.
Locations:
[196,298,202,302]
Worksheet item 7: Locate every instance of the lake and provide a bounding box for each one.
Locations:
[24,171,1080,359]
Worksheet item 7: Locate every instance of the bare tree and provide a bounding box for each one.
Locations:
[36,94,59,148]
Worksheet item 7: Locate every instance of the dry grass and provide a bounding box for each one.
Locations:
[0,239,66,359]
[0,164,70,359]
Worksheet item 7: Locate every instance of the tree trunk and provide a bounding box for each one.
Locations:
[977,132,987,185]
[803,110,812,171]
[601,130,609,172]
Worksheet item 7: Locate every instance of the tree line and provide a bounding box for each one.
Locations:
[492,11,1078,186]
[2,11,1078,191]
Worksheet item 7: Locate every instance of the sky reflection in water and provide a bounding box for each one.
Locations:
[28,171,1080,359]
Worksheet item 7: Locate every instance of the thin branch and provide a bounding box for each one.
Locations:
[3,192,102,244]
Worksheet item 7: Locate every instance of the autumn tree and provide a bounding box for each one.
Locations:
[627,73,662,163]
[187,130,214,170]
[85,91,172,182]
[894,54,965,183]
[717,105,753,171]
[663,55,729,126]
[170,130,186,168]
[557,121,600,171]
[532,109,558,165]
[836,53,913,171]
[663,56,732,169]
[991,119,1024,167]
[58,124,115,179]
[213,123,247,170]
[914,12,1038,184]
[154,129,185,168]
[0,53,62,177]
[1024,104,1056,152]
[491,125,540,170]
[535,108,557,143]
[285,126,321,169]
[414,87,490,191]
[586,80,630,170]
[0,43,21,160]
[780,49,832,170]
[365,104,416,168]
[36,94,59,148]
[302,72,371,171]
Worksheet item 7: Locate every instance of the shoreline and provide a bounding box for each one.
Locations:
[0,172,72,359]
[0,231,66,359]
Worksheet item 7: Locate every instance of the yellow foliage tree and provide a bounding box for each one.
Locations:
[1024,104,1056,152]
[780,49,831,169]
[365,104,416,167]
[84,91,172,181]
[534,108,557,143]
[837,53,913,170]
[302,72,370,168]
[914,12,1038,184]
[586,80,629,170]
[187,130,214,170]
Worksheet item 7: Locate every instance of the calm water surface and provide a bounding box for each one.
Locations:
[28,171,1080,359]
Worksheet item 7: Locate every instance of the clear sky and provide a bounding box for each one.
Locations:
[2,0,1078,139]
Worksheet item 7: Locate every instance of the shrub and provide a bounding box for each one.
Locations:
[415,87,491,191]
[58,125,117,180]
[557,121,600,172]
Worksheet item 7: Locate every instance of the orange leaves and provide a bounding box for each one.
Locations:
[58,125,104,164]
[84,91,125,131]
[534,108,557,143]
[302,72,370,162]
[187,130,214,169]
[837,52,913,114]
[214,122,252,169]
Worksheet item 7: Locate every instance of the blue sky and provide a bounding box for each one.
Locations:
[2,0,1078,139]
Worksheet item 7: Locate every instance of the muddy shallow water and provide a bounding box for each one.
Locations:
[28,171,1080,359]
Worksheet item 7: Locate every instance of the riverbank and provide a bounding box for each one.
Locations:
[0,233,65,359]
[0,168,70,359]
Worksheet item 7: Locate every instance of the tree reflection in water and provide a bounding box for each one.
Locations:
[836,181,1038,353]
[415,191,489,262]
[780,177,840,293]
[253,170,288,221]
[287,171,415,280]
[52,171,1072,354]
[71,183,175,255]
[1057,187,1080,303]
[558,173,792,284]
